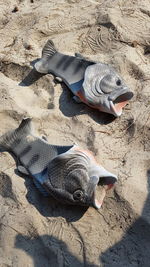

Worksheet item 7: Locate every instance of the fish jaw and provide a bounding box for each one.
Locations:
[108,90,133,117]
[109,100,128,117]
[77,87,133,117]
[93,186,106,209]
[92,183,115,209]
[94,90,133,117]
[90,168,117,209]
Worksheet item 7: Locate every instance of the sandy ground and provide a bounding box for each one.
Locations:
[0,0,150,266]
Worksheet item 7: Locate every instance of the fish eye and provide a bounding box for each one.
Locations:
[73,190,83,200]
[116,79,121,86]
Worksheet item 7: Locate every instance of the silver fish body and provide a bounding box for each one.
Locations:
[0,118,117,208]
[35,40,133,117]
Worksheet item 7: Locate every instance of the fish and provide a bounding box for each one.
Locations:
[34,39,133,117]
[0,118,117,209]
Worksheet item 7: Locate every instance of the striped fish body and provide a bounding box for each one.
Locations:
[0,118,73,196]
[42,52,93,92]
[0,119,117,208]
[35,40,133,117]
[35,41,94,97]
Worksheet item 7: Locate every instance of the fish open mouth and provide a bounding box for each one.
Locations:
[93,186,106,209]
[93,176,116,209]
[110,91,133,117]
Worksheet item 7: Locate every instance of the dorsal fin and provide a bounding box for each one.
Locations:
[42,39,57,59]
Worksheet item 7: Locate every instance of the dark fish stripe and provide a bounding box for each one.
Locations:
[73,61,83,74]
[56,55,67,69]
[62,57,75,71]
[19,145,31,158]
[12,138,21,149]
[26,154,39,169]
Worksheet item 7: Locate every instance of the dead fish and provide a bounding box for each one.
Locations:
[0,118,117,209]
[35,40,133,117]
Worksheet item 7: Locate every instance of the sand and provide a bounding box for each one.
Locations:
[0,0,150,266]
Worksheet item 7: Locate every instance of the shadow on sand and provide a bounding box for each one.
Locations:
[100,169,150,267]
[19,67,116,125]
[0,145,87,222]
[59,83,115,125]
[15,234,98,267]
[19,68,45,87]
[13,170,150,267]
[15,168,88,222]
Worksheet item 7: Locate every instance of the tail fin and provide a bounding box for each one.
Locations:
[35,39,57,74]
[0,118,33,150]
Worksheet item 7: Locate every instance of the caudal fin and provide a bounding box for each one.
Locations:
[0,118,33,150]
[35,39,57,74]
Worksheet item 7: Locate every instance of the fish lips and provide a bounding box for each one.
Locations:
[89,175,117,209]
[108,88,133,117]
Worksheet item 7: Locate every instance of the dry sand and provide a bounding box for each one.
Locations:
[0,0,150,266]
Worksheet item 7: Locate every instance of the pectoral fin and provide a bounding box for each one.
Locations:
[18,165,29,175]
[55,76,63,83]
[75,53,86,60]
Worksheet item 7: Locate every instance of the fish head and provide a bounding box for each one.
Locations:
[82,63,133,117]
[44,152,117,209]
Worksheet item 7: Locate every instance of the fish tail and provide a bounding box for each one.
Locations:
[35,39,57,74]
[0,118,33,150]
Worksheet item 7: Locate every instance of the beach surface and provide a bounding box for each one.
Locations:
[0,0,150,266]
